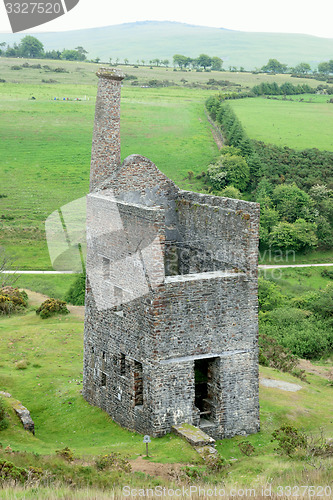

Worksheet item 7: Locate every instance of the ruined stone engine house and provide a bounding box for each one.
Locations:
[83,68,260,439]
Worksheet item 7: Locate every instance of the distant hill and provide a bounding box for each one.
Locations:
[1,21,333,69]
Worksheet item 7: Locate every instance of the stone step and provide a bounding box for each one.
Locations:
[195,445,218,458]
[172,423,215,448]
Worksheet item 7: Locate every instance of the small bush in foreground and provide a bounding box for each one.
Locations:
[272,425,333,459]
[36,298,69,319]
[15,359,28,370]
[271,425,307,457]
[238,440,255,456]
[95,453,131,472]
[55,447,74,462]
[0,287,28,316]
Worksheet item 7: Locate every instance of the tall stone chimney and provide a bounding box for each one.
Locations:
[89,68,125,192]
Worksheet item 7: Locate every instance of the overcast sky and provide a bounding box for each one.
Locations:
[0,0,332,38]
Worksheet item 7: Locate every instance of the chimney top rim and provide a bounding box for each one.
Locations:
[96,67,125,81]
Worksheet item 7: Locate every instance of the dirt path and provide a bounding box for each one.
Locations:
[205,110,224,150]
[24,289,85,319]
[129,456,183,481]
[298,359,332,380]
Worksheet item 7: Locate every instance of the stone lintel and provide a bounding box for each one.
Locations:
[160,349,251,365]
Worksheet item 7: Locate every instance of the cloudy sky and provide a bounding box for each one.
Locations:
[0,0,332,38]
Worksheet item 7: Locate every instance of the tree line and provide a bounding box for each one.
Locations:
[173,54,223,71]
[0,36,88,61]
[205,95,333,252]
[259,58,333,76]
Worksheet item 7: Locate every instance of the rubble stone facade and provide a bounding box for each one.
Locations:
[83,68,260,439]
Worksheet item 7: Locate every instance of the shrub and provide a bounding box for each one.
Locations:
[0,287,28,316]
[0,397,9,431]
[271,425,307,457]
[55,446,74,462]
[260,308,332,359]
[0,460,28,483]
[36,298,69,319]
[219,185,241,199]
[258,277,285,311]
[95,453,131,472]
[259,333,302,378]
[238,440,255,456]
[269,219,318,251]
[15,360,28,370]
[65,273,86,306]
[292,283,333,320]
[208,152,250,191]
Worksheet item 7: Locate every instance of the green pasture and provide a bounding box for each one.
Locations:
[0,82,217,269]
[12,273,78,300]
[259,265,333,297]
[0,305,332,489]
[0,308,197,462]
[0,57,327,89]
[229,97,333,151]
[259,249,333,266]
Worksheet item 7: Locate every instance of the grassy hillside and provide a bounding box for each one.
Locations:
[0,300,332,495]
[0,79,218,269]
[0,57,324,88]
[228,97,333,151]
[1,21,333,69]
[1,59,332,270]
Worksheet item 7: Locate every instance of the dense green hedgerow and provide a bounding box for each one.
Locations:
[65,273,86,306]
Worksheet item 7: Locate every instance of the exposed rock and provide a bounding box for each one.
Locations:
[13,402,35,434]
[0,391,12,398]
[260,378,302,392]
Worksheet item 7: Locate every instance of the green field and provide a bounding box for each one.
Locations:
[0,296,332,495]
[1,58,332,270]
[0,57,325,88]
[229,97,333,151]
[0,79,218,269]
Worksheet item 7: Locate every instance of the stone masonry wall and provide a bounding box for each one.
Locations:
[90,69,124,192]
[83,67,260,440]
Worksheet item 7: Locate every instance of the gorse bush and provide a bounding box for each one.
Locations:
[258,277,285,311]
[0,287,28,316]
[36,298,69,319]
[0,460,29,483]
[271,425,307,457]
[55,447,74,462]
[271,425,333,459]
[95,453,131,472]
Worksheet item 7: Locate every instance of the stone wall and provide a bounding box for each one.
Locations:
[83,67,260,440]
